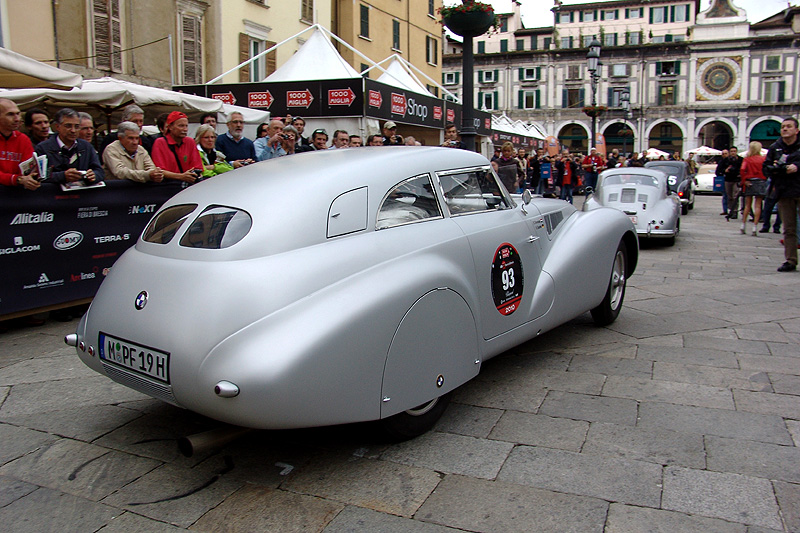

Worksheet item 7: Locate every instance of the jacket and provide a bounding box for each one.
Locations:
[763,136,800,198]
[0,131,34,186]
[35,136,104,184]
[103,140,157,182]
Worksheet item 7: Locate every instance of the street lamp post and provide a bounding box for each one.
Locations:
[620,88,631,156]
[586,39,601,152]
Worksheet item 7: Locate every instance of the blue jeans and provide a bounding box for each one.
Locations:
[561,183,573,204]
[761,194,782,231]
[584,172,598,190]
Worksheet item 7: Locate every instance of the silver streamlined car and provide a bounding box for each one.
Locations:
[583,167,681,246]
[68,147,638,438]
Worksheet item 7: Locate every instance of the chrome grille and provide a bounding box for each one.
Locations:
[101,362,179,406]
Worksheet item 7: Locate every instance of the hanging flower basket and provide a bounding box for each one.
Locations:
[582,105,607,118]
[439,1,498,37]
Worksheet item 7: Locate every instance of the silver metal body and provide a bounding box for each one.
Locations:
[583,167,680,241]
[72,147,638,429]
[695,163,718,194]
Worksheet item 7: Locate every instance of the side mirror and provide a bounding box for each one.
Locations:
[584,186,594,196]
[522,189,532,205]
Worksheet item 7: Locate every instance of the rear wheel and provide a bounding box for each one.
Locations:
[681,203,689,215]
[380,393,451,441]
[590,241,627,326]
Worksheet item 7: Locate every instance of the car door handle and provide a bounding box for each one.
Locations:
[527,235,539,243]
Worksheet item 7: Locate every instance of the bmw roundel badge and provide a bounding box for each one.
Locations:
[134,291,148,310]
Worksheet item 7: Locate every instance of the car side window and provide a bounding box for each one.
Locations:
[437,168,510,215]
[142,204,197,244]
[376,174,442,230]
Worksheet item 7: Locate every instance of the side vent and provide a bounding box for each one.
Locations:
[545,209,564,235]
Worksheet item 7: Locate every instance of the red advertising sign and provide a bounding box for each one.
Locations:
[211,92,236,105]
[328,88,356,106]
[287,89,314,108]
[248,91,273,108]
[368,90,382,108]
[446,108,455,122]
[433,106,442,120]
[391,93,406,116]
[485,118,491,130]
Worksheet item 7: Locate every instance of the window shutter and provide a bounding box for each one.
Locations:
[536,66,541,80]
[670,5,675,22]
[579,11,584,22]
[478,71,483,83]
[531,35,537,49]
[301,0,313,22]
[93,0,122,72]
[518,90,524,109]
[674,61,680,75]
[649,7,654,23]
[535,89,541,109]
[665,34,673,42]
[625,8,629,18]
[579,88,585,107]
[455,72,460,84]
[494,69,499,82]
[562,88,568,108]
[518,67,524,80]
[569,36,574,48]
[181,14,202,84]
[570,12,574,22]
[615,9,619,19]
[778,81,785,102]
[477,91,483,109]
[594,10,599,20]
[607,87,613,106]
[494,91,499,110]
[655,62,662,75]
[265,40,277,76]
[239,33,250,82]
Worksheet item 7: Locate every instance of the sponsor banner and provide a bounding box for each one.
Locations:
[177,79,364,118]
[1,181,182,317]
[442,102,492,136]
[364,79,445,128]
[492,131,538,150]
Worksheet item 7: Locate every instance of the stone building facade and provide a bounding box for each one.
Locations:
[442,0,800,155]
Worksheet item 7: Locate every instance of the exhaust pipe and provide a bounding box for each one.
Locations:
[177,426,253,457]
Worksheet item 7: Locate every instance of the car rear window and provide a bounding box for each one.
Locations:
[142,204,197,244]
[179,205,252,249]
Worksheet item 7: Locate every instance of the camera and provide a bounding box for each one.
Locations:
[280,134,289,140]
[448,140,458,146]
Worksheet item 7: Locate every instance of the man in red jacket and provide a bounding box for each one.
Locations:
[0,98,40,190]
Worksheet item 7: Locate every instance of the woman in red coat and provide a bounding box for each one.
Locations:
[739,141,767,236]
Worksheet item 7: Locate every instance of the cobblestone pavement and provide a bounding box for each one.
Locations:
[1,194,799,532]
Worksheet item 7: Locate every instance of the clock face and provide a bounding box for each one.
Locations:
[696,57,742,101]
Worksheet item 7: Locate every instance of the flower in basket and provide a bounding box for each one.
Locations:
[439,1,501,36]
[582,105,607,117]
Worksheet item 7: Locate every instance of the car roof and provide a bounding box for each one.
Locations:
[600,167,667,180]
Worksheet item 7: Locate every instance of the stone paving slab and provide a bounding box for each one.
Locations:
[706,436,800,483]
[416,474,609,533]
[567,354,653,379]
[1,404,143,442]
[635,345,740,368]
[488,410,589,452]
[280,453,442,517]
[538,390,639,426]
[323,505,461,533]
[602,375,735,410]
[0,437,160,501]
[770,373,800,396]
[773,481,800,533]
[189,484,343,533]
[432,402,504,438]
[733,389,800,419]
[497,445,663,507]
[637,402,793,445]
[605,503,747,533]
[0,422,58,466]
[0,475,37,508]
[0,353,96,385]
[380,432,514,479]
[661,467,782,530]
[739,354,800,376]
[0,486,119,533]
[582,422,706,468]
[653,361,773,392]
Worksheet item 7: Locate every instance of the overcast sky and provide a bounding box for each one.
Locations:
[443,0,795,27]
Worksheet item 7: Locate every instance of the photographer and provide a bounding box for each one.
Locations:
[764,117,800,272]
[382,121,404,146]
[257,125,300,160]
[35,108,104,185]
[440,123,467,149]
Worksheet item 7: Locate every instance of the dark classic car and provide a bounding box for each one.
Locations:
[645,160,696,214]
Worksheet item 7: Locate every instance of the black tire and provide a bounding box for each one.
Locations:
[380,392,451,441]
[681,203,689,215]
[590,241,627,326]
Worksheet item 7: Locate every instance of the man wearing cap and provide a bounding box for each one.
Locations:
[151,111,203,183]
[0,98,40,190]
[382,121,403,145]
[215,112,256,168]
[35,108,104,185]
[582,147,605,190]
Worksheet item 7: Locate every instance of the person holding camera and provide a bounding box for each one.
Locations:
[581,147,605,190]
[256,124,301,160]
[0,98,40,191]
[382,121,403,146]
[151,111,203,184]
[440,123,467,150]
[764,117,800,272]
[35,108,104,185]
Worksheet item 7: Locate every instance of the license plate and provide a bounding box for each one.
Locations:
[99,333,170,384]
[629,216,638,224]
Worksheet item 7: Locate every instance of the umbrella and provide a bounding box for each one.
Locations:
[684,145,722,157]
[644,147,670,159]
[0,48,82,89]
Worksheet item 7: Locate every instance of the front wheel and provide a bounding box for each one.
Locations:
[379,393,451,441]
[590,241,627,326]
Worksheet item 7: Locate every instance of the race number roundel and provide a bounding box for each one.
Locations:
[491,243,524,316]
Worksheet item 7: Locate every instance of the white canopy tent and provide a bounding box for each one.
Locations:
[0,77,269,135]
[685,145,722,157]
[644,147,671,159]
[263,28,360,82]
[0,48,82,89]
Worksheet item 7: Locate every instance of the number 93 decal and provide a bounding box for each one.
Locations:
[491,243,524,316]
